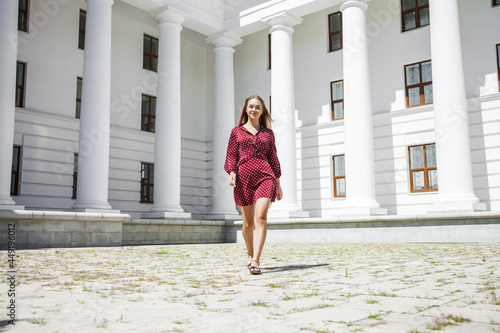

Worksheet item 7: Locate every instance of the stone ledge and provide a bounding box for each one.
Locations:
[0,210,131,222]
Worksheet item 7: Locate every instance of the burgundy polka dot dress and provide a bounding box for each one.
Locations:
[224,124,281,207]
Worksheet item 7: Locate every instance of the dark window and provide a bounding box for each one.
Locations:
[332,155,346,198]
[141,163,154,203]
[143,35,158,72]
[141,95,156,132]
[408,144,438,193]
[16,62,26,108]
[268,34,272,70]
[18,0,29,32]
[404,60,433,107]
[330,80,344,120]
[497,44,500,92]
[328,12,342,52]
[72,154,78,199]
[78,10,86,49]
[494,0,500,6]
[76,77,82,119]
[401,0,429,32]
[11,146,21,196]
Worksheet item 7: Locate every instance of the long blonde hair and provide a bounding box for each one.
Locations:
[238,95,272,128]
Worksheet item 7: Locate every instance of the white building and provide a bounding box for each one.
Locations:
[1,0,500,223]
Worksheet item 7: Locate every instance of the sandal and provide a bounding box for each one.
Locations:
[249,260,261,275]
[247,253,253,270]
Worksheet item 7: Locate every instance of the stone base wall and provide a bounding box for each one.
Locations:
[122,219,227,245]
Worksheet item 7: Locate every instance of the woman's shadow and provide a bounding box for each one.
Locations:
[261,263,329,274]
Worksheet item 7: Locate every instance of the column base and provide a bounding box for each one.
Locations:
[71,208,121,214]
[333,207,388,217]
[427,201,486,214]
[0,204,25,211]
[268,202,310,219]
[142,211,192,219]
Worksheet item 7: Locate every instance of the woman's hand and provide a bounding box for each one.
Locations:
[229,172,236,187]
[275,178,283,200]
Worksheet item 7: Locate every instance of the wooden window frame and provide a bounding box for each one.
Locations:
[16,61,26,108]
[328,12,343,52]
[404,60,433,108]
[401,0,430,32]
[141,94,156,133]
[143,34,158,72]
[72,154,78,199]
[332,155,346,198]
[11,146,21,196]
[140,163,154,203]
[497,44,500,92]
[76,77,82,119]
[330,80,344,121]
[18,0,29,32]
[78,10,86,50]
[408,144,438,193]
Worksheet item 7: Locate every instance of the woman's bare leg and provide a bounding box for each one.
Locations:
[240,205,255,264]
[252,197,271,264]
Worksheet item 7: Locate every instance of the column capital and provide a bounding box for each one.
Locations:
[149,5,190,26]
[262,10,302,30]
[340,0,368,12]
[206,32,242,48]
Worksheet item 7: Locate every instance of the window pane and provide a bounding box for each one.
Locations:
[142,96,150,114]
[419,7,430,26]
[78,32,85,49]
[150,118,155,133]
[402,0,416,10]
[329,13,341,32]
[497,45,500,64]
[152,38,159,55]
[428,170,438,189]
[418,0,429,6]
[412,171,425,190]
[152,57,158,72]
[12,148,19,172]
[19,0,28,10]
[333,102,343,119]
[336,178,346,196]
[10,174,16,195]
[143,36,151,53]
[143,54,150,69]
[149,165,154,182]
[149,187,154,202]
[425,144,436,167]
[141,115,149,131]
[421,61,432,82]
[408,87,420,106]
[151,98,156,116]
[18,13,25,31]
[406,64,420,85]
[423,84,433,104]
[76,102,81,119]
[16,63,24,84]
[404,12,417,30]
[410,146,424,168]
[330,34,341,51]
[79,11,86,30]
[331,81,343,100]
[334,156,345,176]
[76,79,82,99]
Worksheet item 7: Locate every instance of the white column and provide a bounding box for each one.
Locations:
[72,0,115,212]
[340,0,386,215]
[0,0,23,210]
[205,32,241,220]
[144,7,191,219]
[428,0,484,212]
[264,11,308,218]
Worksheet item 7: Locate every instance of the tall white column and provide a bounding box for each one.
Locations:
[144,7,191,219]
[264,11,308,218]
[72,0,116,212]
[0,0,23,210]
[340,0,385,215]
[428,0,484,212]
[205,32,241,220]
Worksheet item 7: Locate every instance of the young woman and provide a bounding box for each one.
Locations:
[224,95,283,275]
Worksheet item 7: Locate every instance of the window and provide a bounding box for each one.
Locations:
[140,163,154,203]
[497,44,500,92]
[76,77,82,119]
[328,12,342,52]
[401,0,429,32]
[72,154,78,199]
[332,155,346,198]
[11,146,21,196]
[330,80,344,120]
[494,0,500,6]
[268,34,272,70]
[404,60,432,107]
[141,95,156,132]
[143,35,158,72]
[16,62,26,108]
[78,10,86,49]
[18,0,29,32]
[408,144,438,193]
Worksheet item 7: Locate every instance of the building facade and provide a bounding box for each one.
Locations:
[1,0,499,219]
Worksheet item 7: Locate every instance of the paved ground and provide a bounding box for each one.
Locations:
[1,243,500,332]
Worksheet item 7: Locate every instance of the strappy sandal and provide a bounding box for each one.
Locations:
[249,259,261,275]
[247,253,253,270]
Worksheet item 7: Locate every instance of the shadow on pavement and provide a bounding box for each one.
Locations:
[261,263,329,274]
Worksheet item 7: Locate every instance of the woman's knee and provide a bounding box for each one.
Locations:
[254,216,267,228]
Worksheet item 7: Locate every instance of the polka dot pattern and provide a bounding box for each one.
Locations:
[224,124,281,206]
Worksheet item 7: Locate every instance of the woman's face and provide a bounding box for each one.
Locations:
[246,98,263,122]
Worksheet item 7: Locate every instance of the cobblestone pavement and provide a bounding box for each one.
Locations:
[1,243,500,332]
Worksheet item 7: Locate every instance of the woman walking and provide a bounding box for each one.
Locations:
[224,95,282,275]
